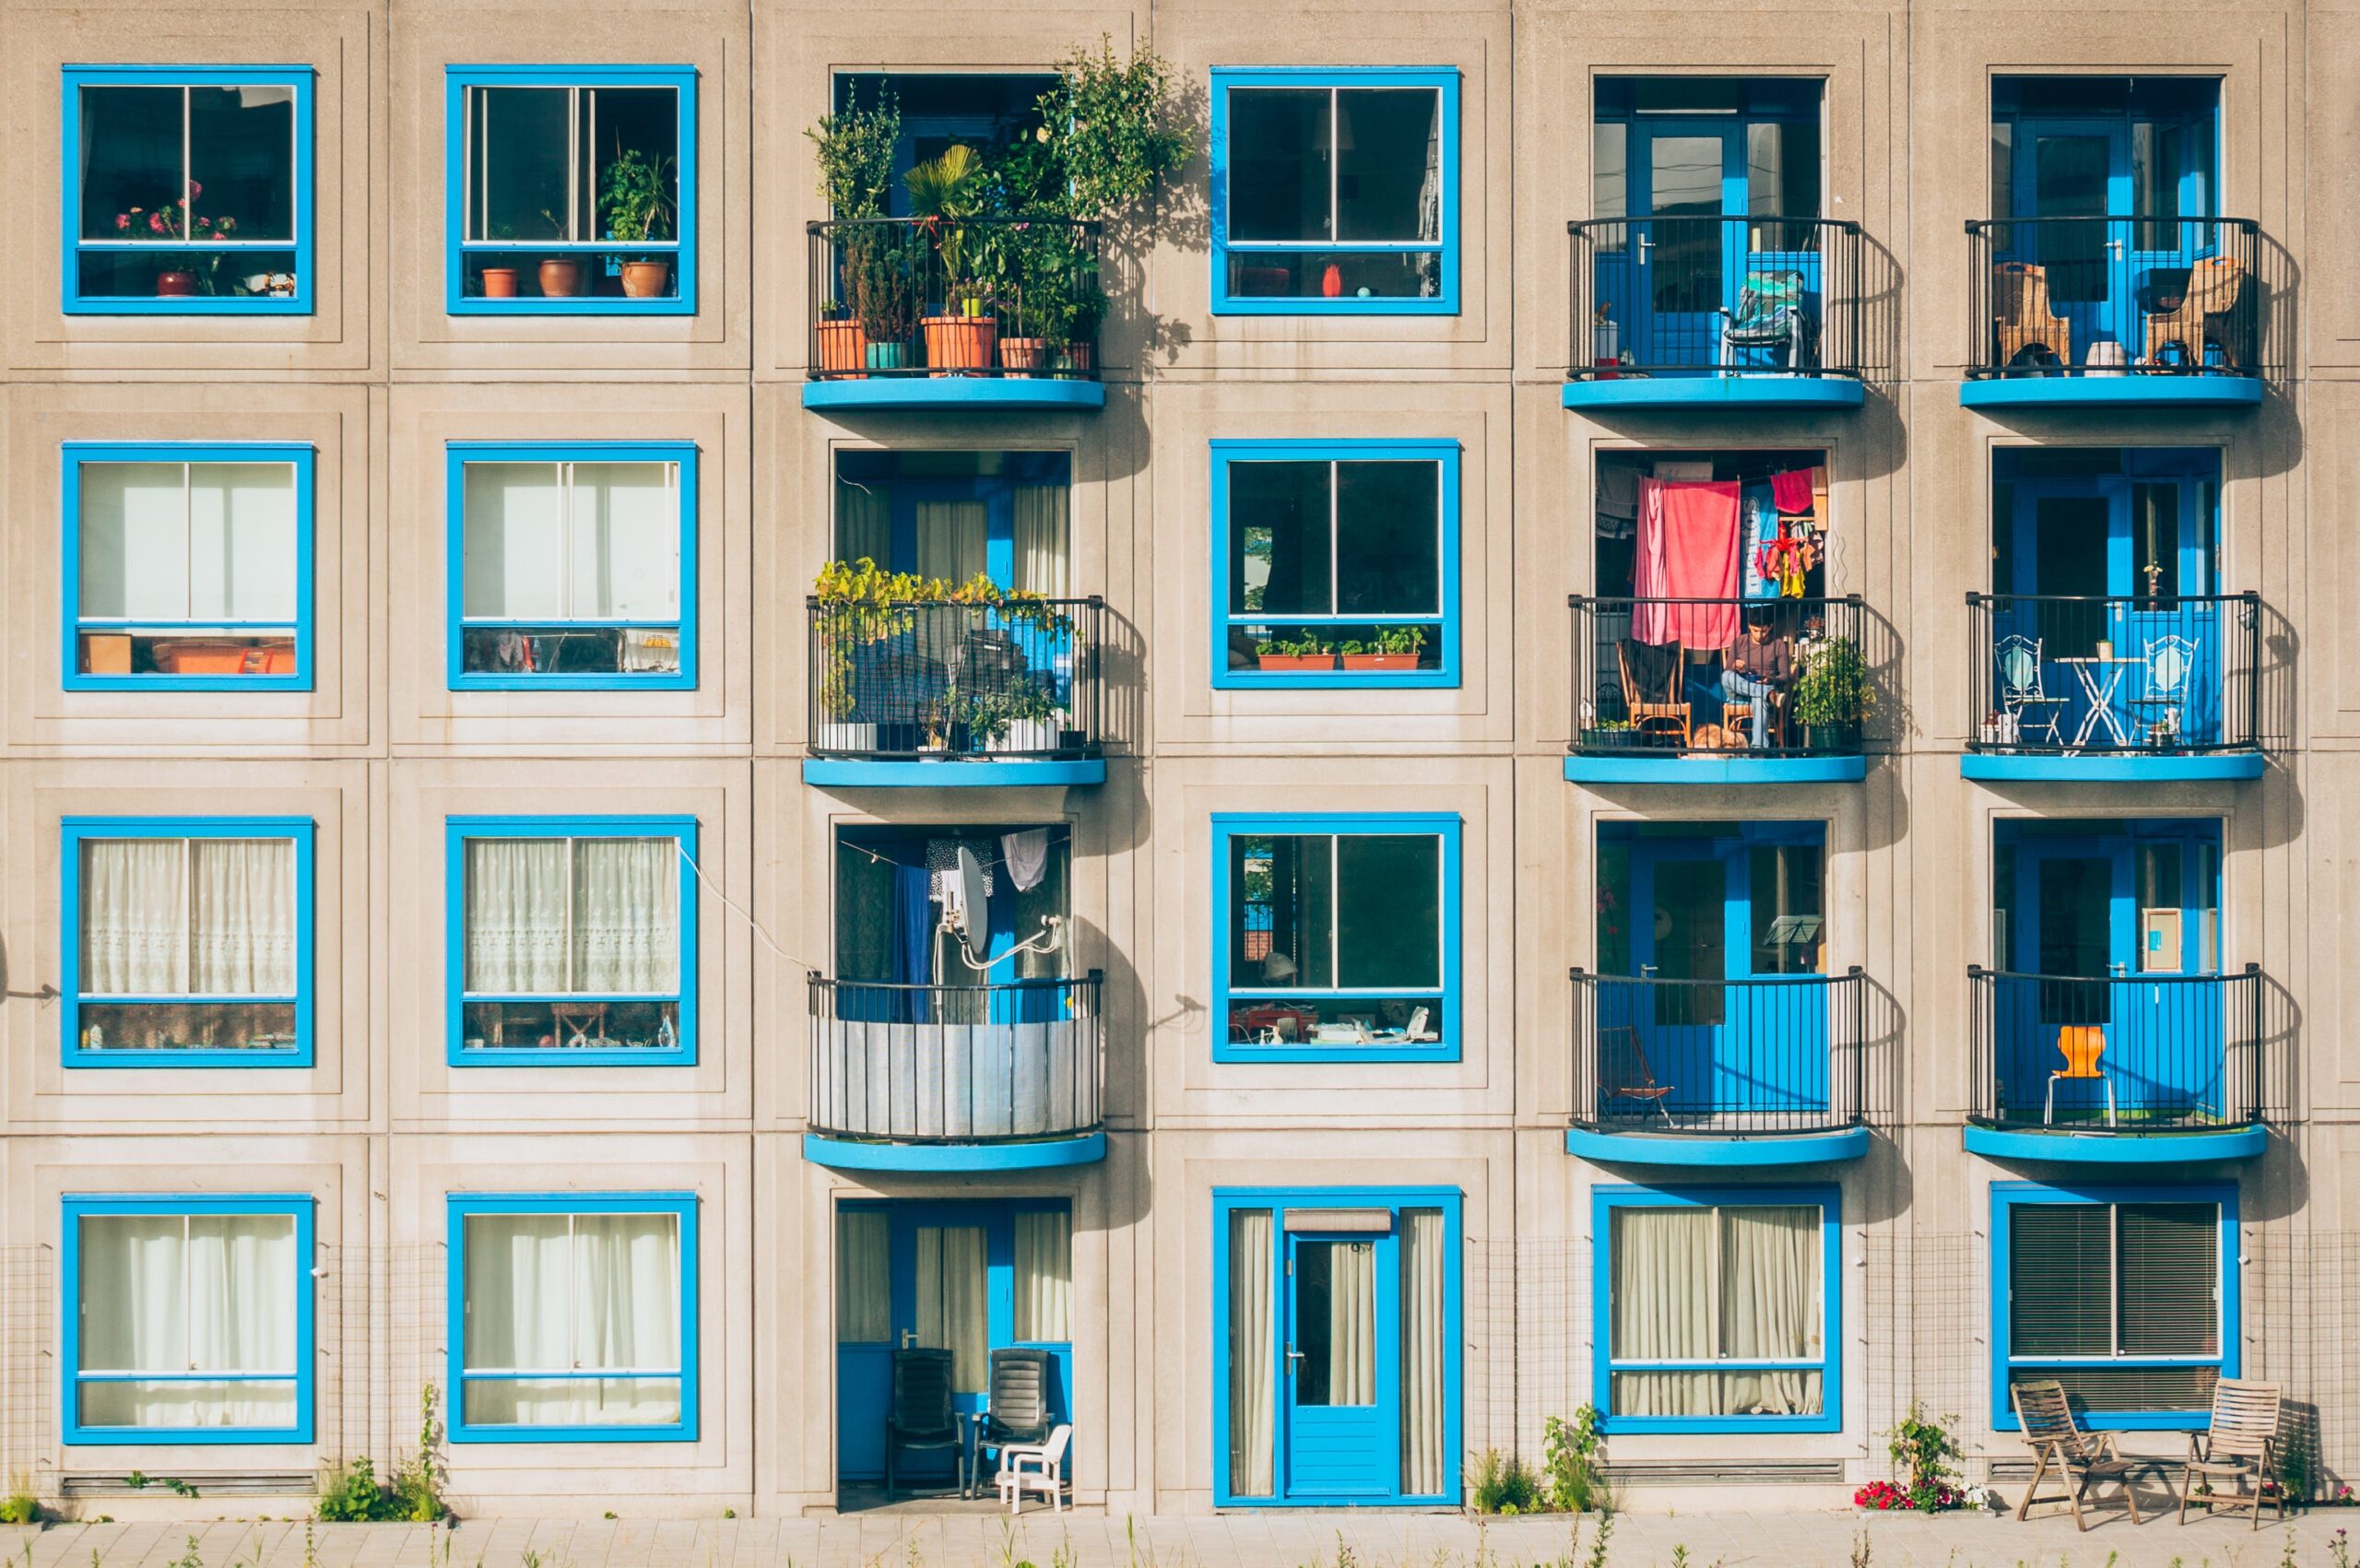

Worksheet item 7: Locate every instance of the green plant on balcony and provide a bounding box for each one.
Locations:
[806,81,900,218]
[1793,632,1874,746]
[812,558,924,721]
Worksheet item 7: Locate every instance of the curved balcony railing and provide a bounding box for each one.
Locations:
[1571,969,1869,1135]
[808,596,1103,761]
[1571,595,1871,759]
[1567,215,1863,380]
[808,973,1103,1147]
[1965,216,2263,379]
[806,218,1103,382]
[1965,593,2260,756]
[1967,966,2269,1130]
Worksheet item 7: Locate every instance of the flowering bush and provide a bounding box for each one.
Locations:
[1853,1479,1979,1512]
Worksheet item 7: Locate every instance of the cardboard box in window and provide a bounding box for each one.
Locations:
[80,633,133,674]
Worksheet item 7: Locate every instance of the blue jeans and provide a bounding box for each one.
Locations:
[1720,670,1776,747]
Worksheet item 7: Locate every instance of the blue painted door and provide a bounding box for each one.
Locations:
[1282,1227,1397,1499]
[2004,121,2135,361]
[1628,841,1738,1105]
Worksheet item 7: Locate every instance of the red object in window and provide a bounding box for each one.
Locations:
[1320,263,1344,298]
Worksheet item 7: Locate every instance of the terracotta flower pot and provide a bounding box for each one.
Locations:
[479,266,520,299]
[816,318,869,377]
[155,270,197,298]
[998,336,1049,377]
[921,313,998,375]
[1057,340,1096,376]
[1257,653,1336,672]
[620,259,672,299]
[537,258,584,298]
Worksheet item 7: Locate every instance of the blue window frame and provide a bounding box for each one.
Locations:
[1991,1181,2237,1431]
[1211,1186,1462,1507]
[445,442,697,690]
[1591,1184,1842,1434]
[446,1192,699,1444]
[62,442,315,692]
[444,65,697,315]
[446,815,697,1066]
[1210,440,1460,690]
[61,65,314,315]
[60,817,315,1068]
[1210,67,1459,315]
[1211,812,1460,1064]
[62,1194,315,1445]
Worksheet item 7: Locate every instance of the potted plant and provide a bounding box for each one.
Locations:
[534,208,584,298]
[1256,633,1334,672]
[478,224,520,298]
[905,147,998,372]
[808,83,901,373]
[117,186,232,295]
[601,144,678,299]
[811,558,926,752]
[1339,625,1424,672]
[847,227,920,371]
[816,297,866,374]
[1793,633,1874,752]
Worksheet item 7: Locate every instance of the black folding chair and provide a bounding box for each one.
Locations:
[885,1347,964,1499]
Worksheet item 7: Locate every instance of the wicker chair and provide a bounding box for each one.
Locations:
[2012,1378,2143,1531]
[1993,262,2071,370]
[2143,254,2244,371]
[1617,638,1691,749]
[2174,1378,2283,1528]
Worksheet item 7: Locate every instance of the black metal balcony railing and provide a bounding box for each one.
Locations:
[1965,593,2260,756]
[1571,595,1870,759]
[1571,969,1869,1136]
[808,596,1103,760]
[1568,216,1863,380]
[806,218,1103,381]
[808,973,1103,1146]
[1965,216,2262,379]
[1968,966,2269,1130]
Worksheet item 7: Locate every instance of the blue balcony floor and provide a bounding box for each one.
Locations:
[802,378,1106,412]
[1567,753,1867,784]
[1959,375,2261,411]
[1963,1122,2266,1163]
[1563,375,1865,412]
[1565,1124,1871,1166]
[801,1132,1108,1172]
[1961,749,2263,782]
[803,757,1106,788]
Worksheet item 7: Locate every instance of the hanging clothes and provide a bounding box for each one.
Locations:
[1740,484,1781,602]
[1770,468,1816,515]
[1001,830,1051,892]
[892,863,936,1021]
[1595,462,1641,540]
[1633,478,1742,649]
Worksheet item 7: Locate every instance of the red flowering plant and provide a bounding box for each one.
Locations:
[1853,1404,1984,1513]
[112,182,236,292]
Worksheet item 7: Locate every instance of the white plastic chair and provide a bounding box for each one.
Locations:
[997,1422,1072,1515]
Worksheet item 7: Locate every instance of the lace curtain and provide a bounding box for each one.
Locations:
[464,838,678,995]
[80,837,296,996]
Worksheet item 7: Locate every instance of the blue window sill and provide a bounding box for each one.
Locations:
[1214,669,1458,690]
[1562,375,1865,411]
[802,757,1105,788]
[1961,749,2263,782]
[447,1415,694,1445]
[1604,1411,1843,1435]
[801,1131,1107,1173]
[1211,295,1458,318]
[1964,1122,2267,1163]
[65,675,311,694]
[1213,1041,1459,1066]
[801,378,1106,412]
[63,298,314,316]
[1566,1125,1870,1166]
[64,1044,307,1069]
[449,298,695,318]
[452,672,694,693]
[1566,753,1867,784]
[1960,375,2262,410]
[452,1043,692,1068]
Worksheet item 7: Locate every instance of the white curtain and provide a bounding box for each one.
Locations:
[81,838,293,997]
[1610,1206,1823,1418]
[78,461,296,623]
[916,1225,989,1394]
[571,840,679,994]
[835,1210,891,1343]
[462,1212,681,1428]
[1610,1207,1717,1417]
[834,480,891,565]
[78,1212,297,1429]
[1326,1242,1377,1405]
[1399,1208,1447,1495]
[1013,486,1070,598]
[1719,1206,1823,1416]
[914,501,988,584]
[1014,1210,1073,1342]
[464,461,676,622]
[463,839,570,993]
[1227,1209,1275,1497]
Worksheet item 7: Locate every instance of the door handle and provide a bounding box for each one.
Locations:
[1637,234,1654,264]
[2106,239,2125,259]
[901,1329,918,1350]
[1285,1345,1304,1374]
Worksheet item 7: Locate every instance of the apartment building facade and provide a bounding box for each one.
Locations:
[0,0,2349,1521]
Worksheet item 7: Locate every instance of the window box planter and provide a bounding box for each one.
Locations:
[1257,653,1336,672]
[1339,653,1420,672]
[817,318,868,376]
[922,313,998,373]
[1581,726,1644,749]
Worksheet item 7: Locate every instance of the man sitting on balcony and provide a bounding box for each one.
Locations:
[1720,616,1793,749]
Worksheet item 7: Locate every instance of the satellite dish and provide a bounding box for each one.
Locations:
[958,847,992,965]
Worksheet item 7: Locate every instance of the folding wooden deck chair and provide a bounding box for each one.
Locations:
[2174,1378,2284,1528]
[2143,254,2244,371]
[1599,1024,1676,1125]
[1993,262,2072,370]
[2012,1378,2144,1531]
[1617,638,1691,749]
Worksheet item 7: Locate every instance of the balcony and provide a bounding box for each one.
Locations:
[1564,216,1866,411]
[1962,217,2266,409]
[1568,595,1872,784]
[805,596,1106,787]
[1567,969,1872,1165]
[804,973,1105,1172]
[1964,593,2263,781]
[1965,966,2272,1163]
[803,218,1105,412]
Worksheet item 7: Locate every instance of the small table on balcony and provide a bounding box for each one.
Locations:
[2056,655,2137,749]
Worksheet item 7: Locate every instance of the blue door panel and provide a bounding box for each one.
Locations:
[837,1344,892,1480]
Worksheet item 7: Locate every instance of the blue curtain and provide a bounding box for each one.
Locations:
[894,864,935,1023]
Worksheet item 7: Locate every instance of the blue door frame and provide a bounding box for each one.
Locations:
[834,1200,1073,1485]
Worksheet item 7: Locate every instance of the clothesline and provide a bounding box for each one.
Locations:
[834,827,1071,876]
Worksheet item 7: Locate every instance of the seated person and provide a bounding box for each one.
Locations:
[1719,616,1793,748]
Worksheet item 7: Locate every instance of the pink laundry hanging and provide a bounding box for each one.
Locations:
[1770,468,1816,514]
[1633,477,1741,648]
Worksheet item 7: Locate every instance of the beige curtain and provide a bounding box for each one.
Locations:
[1399,1209,1448,1495]
[835,1210,890,1343]
[1610,1207,1717,1416]
[1227,1209,1275,1497]
[915,501,988,584]
[1327,1241,1377,1405]
[1719,1206,1823,1416]
[462,839,571,993]
[915,1225,989,1394]
[81,837,295,999]
[834,480,890,565]
[1013,1210,1073,1341]
[1013,486,1070,597]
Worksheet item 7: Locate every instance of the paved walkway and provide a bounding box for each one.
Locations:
[2,1508,2354,1568]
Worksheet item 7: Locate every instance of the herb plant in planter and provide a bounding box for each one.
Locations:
[601,144,678,299]
[905,147,997,372]
[1793,633,1874,751]
[1338,625,1425,672]
[1256,633,1335,672]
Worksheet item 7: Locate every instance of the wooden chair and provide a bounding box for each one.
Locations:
[2143,254,2244,371]
[1617,638,1692,749]
[2045,1026,2118,1126]
[2012,1378,2144,1531]
[2175,1378,2284,1528]
[1599,1024,1675,1125]
[1993,262,2071,370]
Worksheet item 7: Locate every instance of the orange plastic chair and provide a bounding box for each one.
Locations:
[2045,1025,2117,1126]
